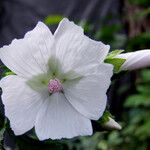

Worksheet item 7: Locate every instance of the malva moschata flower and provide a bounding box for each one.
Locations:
[0,18,113,140]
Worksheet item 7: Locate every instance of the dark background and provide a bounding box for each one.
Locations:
[0,0,122,46]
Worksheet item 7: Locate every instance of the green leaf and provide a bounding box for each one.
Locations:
[108,131,123,146]
[124,94,150,107]
[128,0,150,6]
[127,33,150,51]
[141,70,150,83]
[135,121,150,140]
[137,85,150,95]
[105,58,126,73]
[44,15,64,25]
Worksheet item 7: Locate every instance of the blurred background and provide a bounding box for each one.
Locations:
[0,0,150,149]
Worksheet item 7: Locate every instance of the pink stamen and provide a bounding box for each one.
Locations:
[48,78,63,93]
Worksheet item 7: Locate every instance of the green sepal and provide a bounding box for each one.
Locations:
[3,71,15,76]
[106,50,124,59]
[98,111,113,124]
[0,65,15,77]
[44,15,64,25]
[105,58,126,73]
[105,50,126,73]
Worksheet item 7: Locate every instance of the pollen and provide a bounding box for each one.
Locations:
[48,78,63,93]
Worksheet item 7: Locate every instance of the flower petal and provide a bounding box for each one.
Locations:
[0,75,46,135]
[54,18,110,73]
[35,93,92,140]
[64,64,113,120]
[117,49,150,70]
[0,22,54,78]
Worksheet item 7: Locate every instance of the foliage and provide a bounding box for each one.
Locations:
[127,33,150,51]
[134,7,150,18]
[94,24,126,49]
[128,0,150,7]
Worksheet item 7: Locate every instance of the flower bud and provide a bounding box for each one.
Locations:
[103,117,122,130]
[117,50,150,70]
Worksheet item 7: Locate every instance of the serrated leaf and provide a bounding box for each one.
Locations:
[105,58,126,73]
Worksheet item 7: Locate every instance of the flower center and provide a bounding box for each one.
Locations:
[48,78,63,93]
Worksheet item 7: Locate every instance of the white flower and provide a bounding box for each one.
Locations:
[0,18,113,140]
[117,50,150,70]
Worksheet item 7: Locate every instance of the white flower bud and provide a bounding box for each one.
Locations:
[117,50,150,70]
[103,117,122,130]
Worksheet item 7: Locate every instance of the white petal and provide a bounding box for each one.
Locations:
[35,93,92,140]
[117,49,150,70]
[64,64,113,120]
[0,22,54,78]
[0,75,45,135]
[54,18,110,73]
[75,63,113,76]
